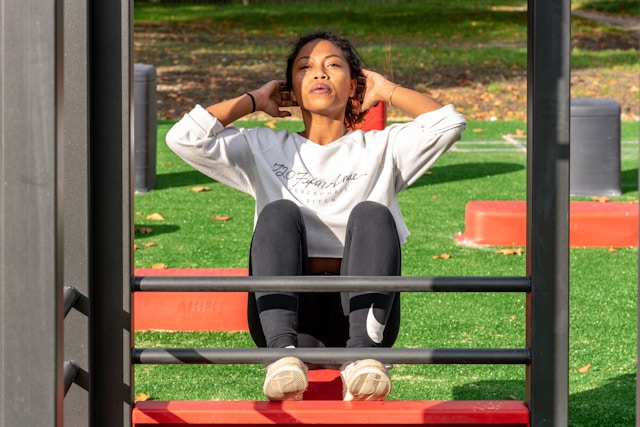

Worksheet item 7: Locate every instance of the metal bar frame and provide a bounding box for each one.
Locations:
[62,0,92,424]
[526,0,570,425]
[134,348,530,366]
[89,0,133,426]
[0,0,65,425]
[133,275,531,293]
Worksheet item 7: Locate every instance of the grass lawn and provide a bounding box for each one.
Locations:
[134,119,638,426]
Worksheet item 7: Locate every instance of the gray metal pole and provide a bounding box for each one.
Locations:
[63,0,92,425]
[526,0,571,425]
[133,275,531,293]
[134,347,530,366]
[89,0,133,425]
[0,0,65,425]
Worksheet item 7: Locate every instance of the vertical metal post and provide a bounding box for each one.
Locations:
[0,0,65,425]
[526,0,570,425]
[63,0,91,425]
[89,0,133,425]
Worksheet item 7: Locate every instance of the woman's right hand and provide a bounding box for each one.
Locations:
[254,80,298,118]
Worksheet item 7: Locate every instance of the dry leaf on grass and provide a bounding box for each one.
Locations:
[134,392,151,403]
[146,212,165,221]
[432,253,451,260]
[213,215,231,221]
[190,186,210,192]
[495,247,523,256]
[152,263,167,269]
[608,247,617,253]
[142,242,156,248]
[578,363,591,373]
[264,120,277,129]
[135,227,153,234]
[591,196,609,203]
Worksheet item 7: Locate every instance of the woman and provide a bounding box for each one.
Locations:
[166,31,466,401]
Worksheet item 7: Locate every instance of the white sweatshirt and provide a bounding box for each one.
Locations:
[166,104,466,258]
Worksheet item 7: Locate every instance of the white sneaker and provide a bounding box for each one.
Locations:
[340,359,391,401]
[263,356,308,401]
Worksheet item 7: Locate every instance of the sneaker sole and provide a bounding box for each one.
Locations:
[343,360,391,401]
[263,356,308,401]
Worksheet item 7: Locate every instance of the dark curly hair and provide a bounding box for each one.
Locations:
[285,31,366,129]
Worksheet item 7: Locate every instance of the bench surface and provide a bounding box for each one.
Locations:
[133,400,530,426]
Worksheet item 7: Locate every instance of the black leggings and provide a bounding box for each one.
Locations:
[247,200,401,349]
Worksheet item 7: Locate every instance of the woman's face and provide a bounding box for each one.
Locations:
[290,39,357,120]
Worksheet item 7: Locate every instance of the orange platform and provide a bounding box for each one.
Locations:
[134,268,249,332]
[456,201,638,247]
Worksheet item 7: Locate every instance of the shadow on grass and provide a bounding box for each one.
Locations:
[413,162,525,187]
[134,224,180,237]
[452,379,525,401]
[155,170,215,190]
[568,373,635,426]
[621,168,638,194]
[452,373,636,425]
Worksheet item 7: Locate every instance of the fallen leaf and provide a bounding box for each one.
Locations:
[608,247,617,253]
[146,212,165,221]
[515,128,525,137]
[473,128,484,133]
[578,363,591,373]
[134,243,140,250]
[591,196,609,203]
[134,392,151,403]
[213,215,231,221]
[432,253,451,260]
[142,242,156,248]
[152,263,167,269]
[135,227,153,234]
[495,247,522,256]
[264,120,277,129]
[190,186,210,192]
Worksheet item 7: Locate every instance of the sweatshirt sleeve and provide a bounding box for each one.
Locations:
[389,104,466,192]
[165,105,256,195]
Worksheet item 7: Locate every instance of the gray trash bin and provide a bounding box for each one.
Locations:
[134,64,158,193]
[570,97,621,196]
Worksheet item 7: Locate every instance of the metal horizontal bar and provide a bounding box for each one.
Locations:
[63,361,80,396]
[133,347,530,366]
[133,275,530,293]
[63,286,81,317]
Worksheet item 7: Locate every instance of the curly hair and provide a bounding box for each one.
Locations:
[285,31,366,129]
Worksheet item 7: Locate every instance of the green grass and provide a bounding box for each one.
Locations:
[134,119,638,426]
[134,0,638,77]
[575,0,640,16]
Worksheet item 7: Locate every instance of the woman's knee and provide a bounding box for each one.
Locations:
[350,201,394,226]
[257,199,303,228]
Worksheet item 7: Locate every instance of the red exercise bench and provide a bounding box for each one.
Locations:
[133,371,530,426]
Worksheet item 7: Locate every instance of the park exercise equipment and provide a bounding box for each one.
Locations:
[0,0,577,425]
